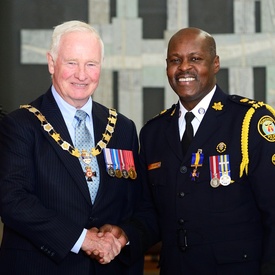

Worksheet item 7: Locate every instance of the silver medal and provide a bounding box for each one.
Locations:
[220,174,231,186]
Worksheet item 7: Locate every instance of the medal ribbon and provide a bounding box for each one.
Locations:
[191,151,204,167]
[123,150,136,172]
[103,148,113,171]
[123,150,130,172]
[218,154,231,177]
[118,149,125,170]
[113,149,121,171]
[209,155,220,179]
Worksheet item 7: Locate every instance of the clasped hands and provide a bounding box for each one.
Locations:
[81,224,127,264]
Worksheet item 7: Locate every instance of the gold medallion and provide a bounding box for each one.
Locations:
[128,168,137,180]
[115,169,122,178]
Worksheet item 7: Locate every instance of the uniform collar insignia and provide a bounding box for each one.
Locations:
[212,102,224,111]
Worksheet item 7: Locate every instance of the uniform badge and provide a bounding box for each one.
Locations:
[272,154,275,166]
[212,102,224,111]
[216,142,227,153]
[148,162,161,170]
[198,108,205,114]
[257,115,275,142]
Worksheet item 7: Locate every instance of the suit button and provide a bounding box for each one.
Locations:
[180,166,188,173]
[243,254,248,260]
[178,218,185,225]
[178,192,185,198]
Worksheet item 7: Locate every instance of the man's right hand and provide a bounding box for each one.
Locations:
[98,224,128,247]
[81,227,122,264]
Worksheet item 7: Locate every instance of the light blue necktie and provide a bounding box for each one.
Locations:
[74,110,99,203]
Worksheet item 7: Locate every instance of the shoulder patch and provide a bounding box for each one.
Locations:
[257,115,275,142]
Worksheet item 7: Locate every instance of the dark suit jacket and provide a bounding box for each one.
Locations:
[0,88,143,275]
[123,86,275,275]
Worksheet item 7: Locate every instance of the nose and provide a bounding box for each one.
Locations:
[178,59,191,71]
[75,65,87,80]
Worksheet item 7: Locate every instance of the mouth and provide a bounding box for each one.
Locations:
[178,77,196,82]
[72,83,88,87]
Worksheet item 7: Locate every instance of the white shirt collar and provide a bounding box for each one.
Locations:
[178,85,216,138]
[51,85,93,123]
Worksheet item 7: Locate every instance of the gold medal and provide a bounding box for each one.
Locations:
[128,167,137,180]
[115,169,122,178]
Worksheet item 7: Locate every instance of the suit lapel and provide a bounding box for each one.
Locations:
[164,104,183,161]
[90,102,110,206]
[191,86,228,153]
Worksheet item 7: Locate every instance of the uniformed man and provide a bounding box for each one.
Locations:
[97,27,275,275]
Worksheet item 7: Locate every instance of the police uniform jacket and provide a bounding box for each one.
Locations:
[0,88,143,275]
[123,85,275,275]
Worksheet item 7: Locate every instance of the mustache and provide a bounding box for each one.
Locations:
[175,71,196,79]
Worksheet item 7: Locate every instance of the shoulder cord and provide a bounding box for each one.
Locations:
[240,100,275,177]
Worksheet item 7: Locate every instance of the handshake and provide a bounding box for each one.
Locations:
[81,224,127,264]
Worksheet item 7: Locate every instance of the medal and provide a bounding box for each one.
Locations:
[110,148,122,178]
[104,148,115,177]
[209,155,220,187]
[85,166,96,181]
[119,149,129,178]
[128,167,137,180]
[124,150,137,180]
[220,174,231,186]
[107,166,116,177]
[209,155,231,188]
[104,148,136,179]
[80,150,97,181]
[115,169,122,178]
[219,154,231,186]
[190,149,204,181]
[210,177,220,188]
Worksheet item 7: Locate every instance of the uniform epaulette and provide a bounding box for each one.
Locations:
[229,95,275,178]
[144,104,177,125]
[229,94,266,109]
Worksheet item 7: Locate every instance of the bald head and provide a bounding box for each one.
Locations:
[168,27,217,60]
[165,27,220,110]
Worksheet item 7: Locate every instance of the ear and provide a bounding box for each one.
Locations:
[47,53,55,75]
[213,55,220,74]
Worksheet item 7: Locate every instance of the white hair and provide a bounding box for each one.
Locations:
[49,20,104,61]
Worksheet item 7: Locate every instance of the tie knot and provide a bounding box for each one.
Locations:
[75,110,87,121]
[185,112,195,123]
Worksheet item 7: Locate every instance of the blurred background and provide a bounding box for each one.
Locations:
[1,0,275,273]
[1,0,275,131]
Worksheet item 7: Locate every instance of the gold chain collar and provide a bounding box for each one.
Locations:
[20,104,117,158]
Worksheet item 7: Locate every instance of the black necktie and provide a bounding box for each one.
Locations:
[181,112,195,156]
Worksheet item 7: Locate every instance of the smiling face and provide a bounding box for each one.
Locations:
[166,28,220,110]
[47,31,102,108]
